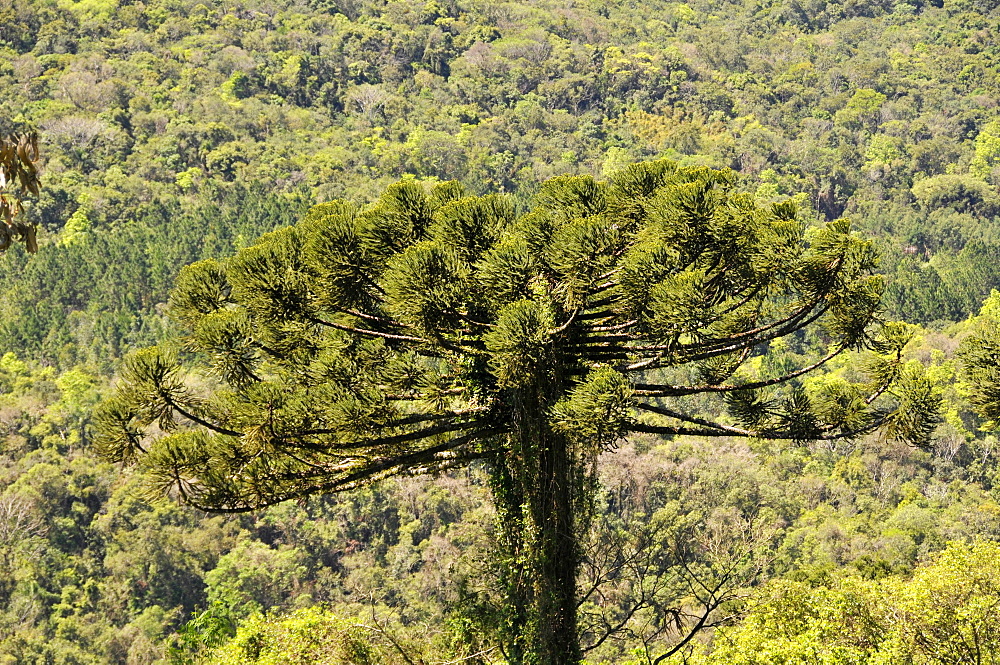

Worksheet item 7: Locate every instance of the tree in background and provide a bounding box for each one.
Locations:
[96,161,941,665]
[960,293,1000,428]
[700,540,1000,664]
[0,132,40,253]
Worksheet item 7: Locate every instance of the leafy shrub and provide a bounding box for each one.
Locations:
[206,607,377,665]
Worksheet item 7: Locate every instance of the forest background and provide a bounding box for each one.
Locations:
[3,0,1000,662]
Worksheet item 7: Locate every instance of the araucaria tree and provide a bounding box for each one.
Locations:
[96,161,940,664]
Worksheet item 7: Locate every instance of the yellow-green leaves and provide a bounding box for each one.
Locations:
[477,235,542,306]
[796,220,883,348]
[208,607,377,665]
[93,347,193,464]
[960,309,1000,428]
[429,194,515,262]
[893,372,943,446]
[191,309,261,388]
[644,268,714,342]
[534,174,607,220]
[228,226,316,325]
[702,540,1000,665]
[92,394,146,465]
[357,180,436,257]
[303,203,374,311]
[545,214,625,308]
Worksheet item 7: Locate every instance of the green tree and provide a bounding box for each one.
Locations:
[959,292,1000,426]
[971,118,1000,182]
[834,89,886,132]
[208,607,377,665]
[96,161,940,664]
[698,540,1000,664]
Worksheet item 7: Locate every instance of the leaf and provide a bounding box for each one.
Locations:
[23,225,36,254]
[0,132,42,253]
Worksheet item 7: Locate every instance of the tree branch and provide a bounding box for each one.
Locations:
[162,393,244,438]
[310,317,429,344]
[181,433,499,514]
[624,301,831,372]
[633,347,842,396]
[300,418,492,448]
[633,403,756,437]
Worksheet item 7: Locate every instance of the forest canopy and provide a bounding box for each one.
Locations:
[0,0,999,662]
[3,0,1000,367]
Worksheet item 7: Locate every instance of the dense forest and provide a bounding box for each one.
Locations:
[2,0,1000,662]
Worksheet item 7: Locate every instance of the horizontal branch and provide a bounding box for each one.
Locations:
[382,407,489,427]
[633,403,755,437]
[587,318,639,333]
[628,411,887,442]
[632,348,842,397]
[311,316,429,344]
[576,310,617,322]
[627,423,746,438]
[383,387,467,401]
[300,418,491,448]
[340,308,404,327]
[625,302,832,372]
[182,428,503,513]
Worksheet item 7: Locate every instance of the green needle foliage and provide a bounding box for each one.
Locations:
[95,161,940,665]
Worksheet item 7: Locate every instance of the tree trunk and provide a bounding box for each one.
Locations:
[491,382,581,665]
[528,425,580,665]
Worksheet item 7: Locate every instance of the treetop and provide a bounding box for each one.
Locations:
[95,161,941,512]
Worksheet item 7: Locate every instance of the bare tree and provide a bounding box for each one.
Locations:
[0,494,46,603]
[577,448,776,664]
[346,84,390,123]
[42,116,112,150]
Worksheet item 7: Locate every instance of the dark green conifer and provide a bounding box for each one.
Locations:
[96,161,940,664]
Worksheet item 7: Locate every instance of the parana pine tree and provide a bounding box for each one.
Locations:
[96,161,941,665]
